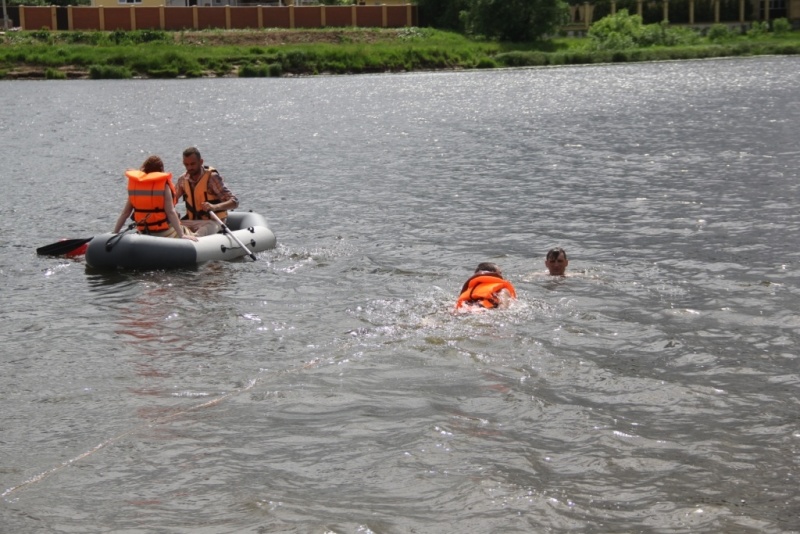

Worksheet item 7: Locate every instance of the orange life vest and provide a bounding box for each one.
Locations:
[180,167,227,221]
[125,170,176,234]
[456,274,517,309]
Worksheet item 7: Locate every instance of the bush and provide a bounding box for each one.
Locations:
[148,67,180,78]
[135,30,169,43]
[64,31,103,45]
[88,64,131,79]
[239,63,269,77]
[463,0,570,42]
[239,62,282,77]
[499,50,548,66]
[588,9,643,50]
[30,28,53,44]
[45,67,66,79]
[109,29,127,45]
[475,56,497,68]
[772,18,791,36]
[594,30,637,50]
[747,21,769,37]
[590,11,700,49]
[108,29,169,45]
[707,23,733,42]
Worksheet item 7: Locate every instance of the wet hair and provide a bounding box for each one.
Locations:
[475,262,501,274]
[141,155,164,174]
[546,248,567,262]
[183,146,202,160]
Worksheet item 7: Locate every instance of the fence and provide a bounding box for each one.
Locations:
[564,0,797,32]
[13,4,417,31]
[5,1,797,33]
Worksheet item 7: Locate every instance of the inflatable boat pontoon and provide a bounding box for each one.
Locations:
[85,211,276,270]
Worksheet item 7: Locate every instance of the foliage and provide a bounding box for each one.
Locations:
[45,67,66,79]
[418,0,568,41]
[747,20,769,37]
[772,18,791,36]
[239,61,282,77]
[29,29,54,44]
[707,23,734,42]
[587,9,644,49]
[64,32,104,45]
[238,63,269,77]
[639,21,700,46]
[463,0,570,41]
[588,10,700,50]
[416,0,471,31]
[494,50,549,66]
[88,64,131,79]
[109,30,170,45]
[0,27,799,80]
[475,56,498,68]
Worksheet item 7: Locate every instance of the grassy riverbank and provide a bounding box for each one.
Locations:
[1,26,798,79]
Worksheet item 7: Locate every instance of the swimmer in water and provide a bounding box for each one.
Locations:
[545,248,569,276]
[455,262,517,310]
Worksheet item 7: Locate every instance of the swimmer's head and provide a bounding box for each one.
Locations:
[475,262,502,276]
[545,248,568,276]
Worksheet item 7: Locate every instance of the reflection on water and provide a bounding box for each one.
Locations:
[2,57,800,532]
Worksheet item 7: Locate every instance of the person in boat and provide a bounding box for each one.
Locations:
[455,262,517,310]
[174,146,240,238]
[545,248,569,276]
[113,155,197,241]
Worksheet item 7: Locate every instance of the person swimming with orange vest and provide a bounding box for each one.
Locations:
[455,262,517,310]
[113,155,198,241]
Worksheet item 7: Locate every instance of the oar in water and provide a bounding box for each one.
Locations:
[36,237,93,257]
[208,211,257,261]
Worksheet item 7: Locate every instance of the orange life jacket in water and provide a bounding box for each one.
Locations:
[180,167,227,221]
[456,274,517,309]
[125,170,176,234]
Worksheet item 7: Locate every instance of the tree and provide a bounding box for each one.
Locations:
[416,0,472,32]
[464,0,570,41]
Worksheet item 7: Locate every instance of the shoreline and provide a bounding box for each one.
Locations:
[1,28,798,80]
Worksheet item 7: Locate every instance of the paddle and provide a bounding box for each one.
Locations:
[208,211,257,261]
[36,237,93,257]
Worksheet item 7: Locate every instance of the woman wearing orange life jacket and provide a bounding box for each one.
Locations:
[455,262,517,310]
[113,156,197,241]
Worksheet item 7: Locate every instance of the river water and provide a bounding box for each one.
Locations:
[1,57,799,533]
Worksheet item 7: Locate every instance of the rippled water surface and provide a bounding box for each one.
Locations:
[2,57,799,533]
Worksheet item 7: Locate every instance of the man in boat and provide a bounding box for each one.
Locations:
[113,155,198,240]
[174,146,240,237]
[455,262,517,310]
[545,248,569,276]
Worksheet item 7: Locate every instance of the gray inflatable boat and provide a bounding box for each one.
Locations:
[85,211,276,270]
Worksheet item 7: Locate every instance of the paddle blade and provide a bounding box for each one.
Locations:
[37,237,93,256]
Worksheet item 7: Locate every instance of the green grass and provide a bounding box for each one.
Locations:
[0,27,798,79]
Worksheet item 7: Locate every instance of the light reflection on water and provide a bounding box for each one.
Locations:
[1,57,800,532]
